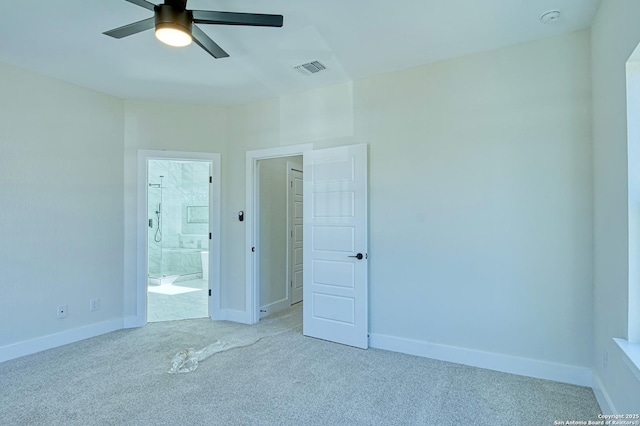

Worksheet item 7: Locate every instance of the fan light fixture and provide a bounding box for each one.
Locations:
[103,0,284,59]
[155,24,192,46]
[154,4,193,47]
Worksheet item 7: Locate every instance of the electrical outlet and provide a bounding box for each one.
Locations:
[57,305,68,319]
[603,350,609,370]
[89,298,100,312]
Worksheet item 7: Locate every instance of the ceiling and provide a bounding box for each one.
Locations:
[0,0,601,106]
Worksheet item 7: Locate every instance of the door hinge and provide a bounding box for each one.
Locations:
[208,289,211,297]
[209,176,212,183]
[209,233,212,239]
[252,246,255,252]
[291,180,293,188]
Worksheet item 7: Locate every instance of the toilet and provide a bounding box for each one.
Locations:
[200,250,209,281]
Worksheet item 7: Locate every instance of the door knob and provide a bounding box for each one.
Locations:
[348,253,364,260]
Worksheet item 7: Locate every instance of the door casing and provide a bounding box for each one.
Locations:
[245,144,313,324]
[287,161,304,305]
[136,150,221,326]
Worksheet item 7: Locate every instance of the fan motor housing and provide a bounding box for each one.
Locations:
[155,4,193,35]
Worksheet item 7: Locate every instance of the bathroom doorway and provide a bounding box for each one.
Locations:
[146,158,212,322]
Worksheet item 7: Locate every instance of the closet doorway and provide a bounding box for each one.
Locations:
[256,156,303,319]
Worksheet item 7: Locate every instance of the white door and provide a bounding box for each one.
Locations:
[289,165,304,304]
[303,144,368,349]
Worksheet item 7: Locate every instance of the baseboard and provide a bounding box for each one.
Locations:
[259,298,291,319]
[0,318,123,363]
[219,309,250,324]
[592,372,617,414]
[123,315,144,329]
[369,333,593,387]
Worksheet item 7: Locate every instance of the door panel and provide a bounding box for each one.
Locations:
[312,227,355,252]
[303,144,368,349]
[312,260,355,288]
[312,294,355,324]
[289,167,304,304]
[312,192,355,217]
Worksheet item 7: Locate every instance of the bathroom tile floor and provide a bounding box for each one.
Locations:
[147,278,209,322]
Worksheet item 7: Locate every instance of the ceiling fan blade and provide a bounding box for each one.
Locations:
[124,0,156,11]
[192,11,283,27]
[192,25,229,59]
[103,17,156,39]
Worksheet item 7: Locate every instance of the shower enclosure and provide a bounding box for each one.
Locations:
[148,160,210,285]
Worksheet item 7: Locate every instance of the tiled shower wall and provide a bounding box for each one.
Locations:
[148,160,209,279]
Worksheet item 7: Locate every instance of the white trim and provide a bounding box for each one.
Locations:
[286,161,303,307]
[136,152,148,326]
[137,150,222,325]
[123,316,144,329]
[369,333,593,387]
[285,162,292,306]
[208,160,222,320]
[260,298,292,319]
[614,338,640,383]
[592,372,618,415]
[245,144,313,325]
[0,319,123,363]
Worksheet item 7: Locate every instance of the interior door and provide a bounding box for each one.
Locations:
[303,144,368,349]
[289,166,304,304]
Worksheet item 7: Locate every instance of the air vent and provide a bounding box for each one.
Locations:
[294,60,327,76]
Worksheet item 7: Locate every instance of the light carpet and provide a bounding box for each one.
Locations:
[0,304,601,425]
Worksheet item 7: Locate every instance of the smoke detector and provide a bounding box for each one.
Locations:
[540,10,561,24]
[294,60,327,76]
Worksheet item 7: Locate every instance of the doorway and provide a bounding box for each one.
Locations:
[245,144,312,324]
[146,159,210,322]
[256,156,303,319]
[137,150,221,325]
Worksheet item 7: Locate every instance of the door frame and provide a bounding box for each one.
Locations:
[245,144,313,324]
[136,150,222,325]
[286,161,304,305]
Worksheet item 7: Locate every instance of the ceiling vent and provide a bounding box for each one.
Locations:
[294,60,327,76]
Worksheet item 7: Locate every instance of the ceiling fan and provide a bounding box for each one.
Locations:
[103,0,284,59]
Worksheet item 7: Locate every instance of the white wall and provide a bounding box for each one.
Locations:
[0,62,124,359]
[361,31,593,367]
[225,31,594,375]
[122,100,229,322]
[591,0,640,413]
